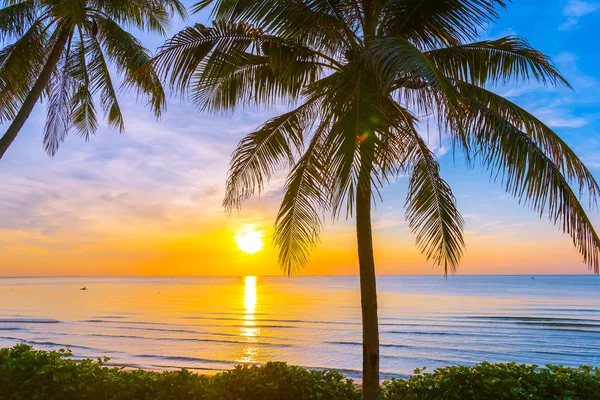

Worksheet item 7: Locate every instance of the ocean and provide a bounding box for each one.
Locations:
[0,275,598,380]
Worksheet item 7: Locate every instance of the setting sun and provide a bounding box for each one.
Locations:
[235,229,264,254]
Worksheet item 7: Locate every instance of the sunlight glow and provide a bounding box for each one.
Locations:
[238,276,260,363]
[235,229,264,254]
[243,276,257,315]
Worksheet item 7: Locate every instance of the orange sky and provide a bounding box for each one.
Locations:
[0,109,597,276]
[0,194,593,276]
[2,1,600,277]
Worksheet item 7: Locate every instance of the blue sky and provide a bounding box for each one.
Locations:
[0,1,599,276]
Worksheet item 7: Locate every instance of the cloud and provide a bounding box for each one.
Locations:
[544,116,589,128]
[560,0,600,30]
[586,162,600,170]
[496,85,540,98]
[528,102,590,129]
[514,52,597,134]
[0,94,281,253]
[553,52,598,89]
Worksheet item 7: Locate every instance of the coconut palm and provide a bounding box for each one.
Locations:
[0,0,186,159]
[155,1,600,398]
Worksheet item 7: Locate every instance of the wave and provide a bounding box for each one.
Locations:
[130,355,403,381]
[515,322,600,328]
[0,318,60,324]
[135,353,236,365]
[146,364,224,372]
[87,333,292,347]
[0,337,97,351]
[84,319,296,330]
[465,316,600,323]
[301,366,404,380]
[23,340,98,351]
[519,309,600,313]
[325,341,411,349]
[184,316,358,326]
[530,350,599,357]
[387,330,465,336]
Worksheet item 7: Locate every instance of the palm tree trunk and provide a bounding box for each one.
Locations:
[0,27,71,160]
[356,157,380,400]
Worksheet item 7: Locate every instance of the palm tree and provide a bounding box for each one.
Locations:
[155,1,600,398]
[0,0,186,159]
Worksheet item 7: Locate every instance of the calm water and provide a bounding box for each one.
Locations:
[0,276,598,380]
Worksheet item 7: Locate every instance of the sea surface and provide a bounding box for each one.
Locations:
[0,276,598,380]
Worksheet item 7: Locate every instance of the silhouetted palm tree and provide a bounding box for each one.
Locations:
[0,0,186,159]
[155,1,600,398]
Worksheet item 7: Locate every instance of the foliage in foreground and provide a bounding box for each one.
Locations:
[0,345,357,400]
[382,363,600,400]
[0,345,598,400]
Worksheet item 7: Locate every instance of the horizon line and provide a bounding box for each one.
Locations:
[0,273,597,278]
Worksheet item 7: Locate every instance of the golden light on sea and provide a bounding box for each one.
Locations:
[238,276,260,363]
[243,276,257,315]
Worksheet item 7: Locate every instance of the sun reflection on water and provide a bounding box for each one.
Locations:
[244,276,257,315]
[238,276,260,363]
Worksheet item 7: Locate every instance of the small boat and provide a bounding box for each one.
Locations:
[80,287,88,291]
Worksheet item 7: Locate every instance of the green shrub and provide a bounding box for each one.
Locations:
[205,362,359,400]
[0,345,357,400]
[0,345,598,399]
[381,363,600,400]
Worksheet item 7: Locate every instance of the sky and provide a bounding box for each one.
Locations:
[1,0,599,277]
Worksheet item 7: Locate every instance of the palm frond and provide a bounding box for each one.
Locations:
[454,82,599,203]
[87,34,124,131]
[0,18,47,122]
[317,67,387,218]
[427,36,571,88]
[368,37,459,104]
[155,21,261,93]
[193,0,354,52]
[372,99,421,182]
[404,125,465,275]
[380,0,507,48]
[457,100,600,272]
[0,0,38,42]
[155,20,329,105]
[191,53,282,111]
[94,16,165,116]
[52,0,86,24]
[274,131,330,275]
[192,45,323,111]
[43,38,75,156]
[69,36,97,140]
[91,0,186,35]
[224,99,317,211]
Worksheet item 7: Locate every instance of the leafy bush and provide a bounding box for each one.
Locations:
[0,345,598,399]
[206,362,359,400]
[381,363,600,400]
[0,345,357,400]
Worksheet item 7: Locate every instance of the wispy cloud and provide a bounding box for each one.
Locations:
[0,96,278,250]
[554,52,598,89]
[544,116,589,128]
[514,53,597,133]
[560,0,600,30]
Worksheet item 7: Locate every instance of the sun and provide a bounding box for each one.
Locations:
[235,229,264,254]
